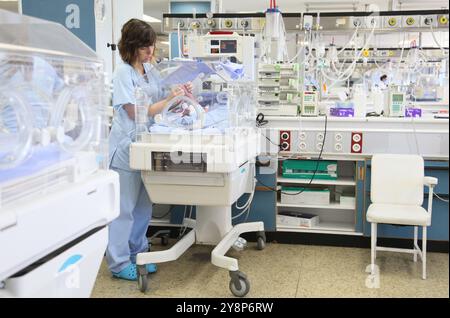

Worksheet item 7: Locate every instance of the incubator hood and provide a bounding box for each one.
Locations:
[0,9,98,60]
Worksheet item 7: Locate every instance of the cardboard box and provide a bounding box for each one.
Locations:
[281,187,330,205]
[277,211,319,228]
[340,196,356,207]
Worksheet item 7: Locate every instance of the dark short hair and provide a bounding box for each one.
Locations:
[118,19,157,64]
[380,74,388,81]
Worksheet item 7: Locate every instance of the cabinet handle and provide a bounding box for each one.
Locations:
[357,166,365,181]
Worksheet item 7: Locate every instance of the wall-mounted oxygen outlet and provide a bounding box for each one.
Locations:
[365,16,380,28]
[279,130,291,151]
[421,15,438,27]
[239,19,250,28]
[385,16,399,28]
[351,17,364,28]
[222,18,236,29]
[438,15,449,26]
[403,16,419,27]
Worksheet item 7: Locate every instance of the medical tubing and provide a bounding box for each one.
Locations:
[232,190,255,219]
[393,33,406,80]
[178,205,193,238]
[430,24,448,55]
[256,115,328,196]
[325,45,359,80]
[322,26,375,91]
[434,193,449,203]
[411,116,421,155]
[234,164,256,210]
[336,27,359,57]
[178,205,190,238]
[281,15,289,62]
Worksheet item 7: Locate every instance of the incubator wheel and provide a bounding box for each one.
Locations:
[161,234,169,246]
[138,274,148,293]
[256,231,266,250]
[256,237,266,250]
[229,274,250,297]
[137,265,148,293]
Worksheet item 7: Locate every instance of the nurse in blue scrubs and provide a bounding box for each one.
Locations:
[106,19,188,281]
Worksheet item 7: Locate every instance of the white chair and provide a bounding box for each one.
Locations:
[366,154,438,279]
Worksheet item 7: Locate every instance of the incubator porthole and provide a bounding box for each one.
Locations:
[52,86,97,153]
[0,89,33,169]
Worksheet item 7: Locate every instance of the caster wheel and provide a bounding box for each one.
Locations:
[138,274,148,292]
[256,236,266,250]
[161,234,169,246]
[256,231,266,250]
[229,274,250,297]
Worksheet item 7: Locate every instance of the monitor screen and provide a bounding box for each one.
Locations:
[220,40,237,53]
[392,94,403,102]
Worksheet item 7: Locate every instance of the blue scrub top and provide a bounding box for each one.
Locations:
[108,62,165,171]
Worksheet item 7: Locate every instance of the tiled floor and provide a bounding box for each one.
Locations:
[91,240,449,298]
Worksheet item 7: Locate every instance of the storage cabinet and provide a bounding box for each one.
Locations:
[275,157,365,235]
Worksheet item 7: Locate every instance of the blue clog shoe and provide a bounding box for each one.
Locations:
[112,263,137,281]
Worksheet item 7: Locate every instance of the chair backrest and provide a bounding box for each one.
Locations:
[370,154,424,206]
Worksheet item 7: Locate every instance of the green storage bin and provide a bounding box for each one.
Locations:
[282,160,338,180]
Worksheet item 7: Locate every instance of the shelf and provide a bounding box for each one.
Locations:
[277,202,355,210]
[277,177,356,186]
[277,222,359,235]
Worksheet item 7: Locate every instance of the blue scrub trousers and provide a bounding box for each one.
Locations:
[106,166,152,273]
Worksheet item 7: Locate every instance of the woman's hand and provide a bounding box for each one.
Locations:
[167,85,185,100]
[184,82,193,94]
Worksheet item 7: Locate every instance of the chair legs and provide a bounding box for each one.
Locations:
[371,223,377,275]
[369,223,428,280]
[422,226,427,280]
[413,226,418,262]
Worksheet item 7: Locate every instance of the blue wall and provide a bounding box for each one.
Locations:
[21,0,96,50]
[169,1,211,59]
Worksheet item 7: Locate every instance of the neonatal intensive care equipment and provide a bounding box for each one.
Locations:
[301,91,319,116]
[130,60,265,297]
[187,31,255,81]
[0,10,119,297]
[386,89,406,117]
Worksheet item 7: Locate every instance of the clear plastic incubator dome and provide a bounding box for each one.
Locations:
[0,9,109,206]
[134,59,257,140]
